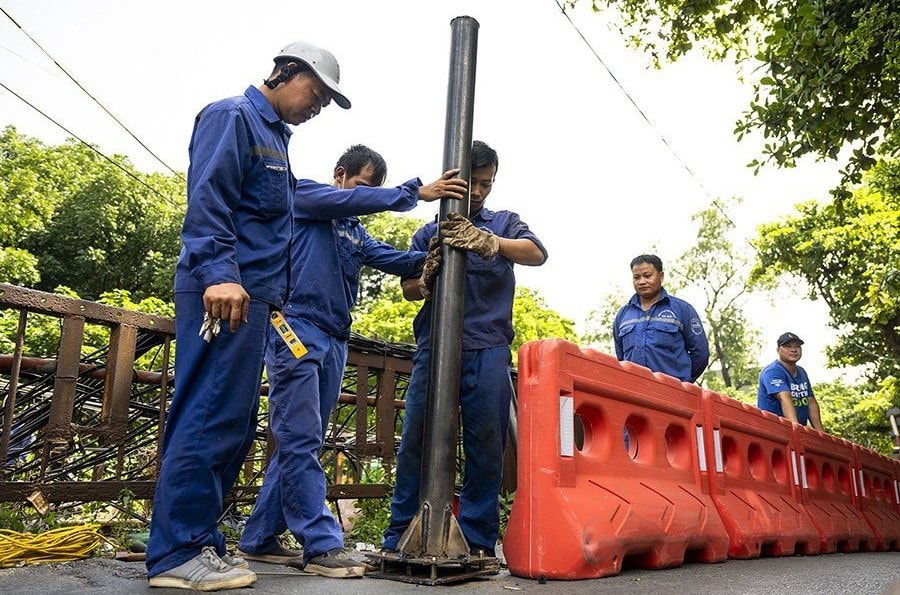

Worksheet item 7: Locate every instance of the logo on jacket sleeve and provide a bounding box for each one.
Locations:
[690,318,703,335]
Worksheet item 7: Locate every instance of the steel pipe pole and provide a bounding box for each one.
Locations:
[398,15,479,559]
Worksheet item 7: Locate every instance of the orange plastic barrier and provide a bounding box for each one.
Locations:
[853,446,900,550]
[792,426,874,552]
[895,458,900,515]
[699,391,819,558]
[504,340,728,580]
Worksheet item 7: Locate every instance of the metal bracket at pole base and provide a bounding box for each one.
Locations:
[365,501,499,585]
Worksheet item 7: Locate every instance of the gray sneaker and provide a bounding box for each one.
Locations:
[236,541,303,564]
[303,548,366,578]
[148,546,257,591]
[221,552,249,569]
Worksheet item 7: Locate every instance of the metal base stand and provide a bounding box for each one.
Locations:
[365,549,499,585]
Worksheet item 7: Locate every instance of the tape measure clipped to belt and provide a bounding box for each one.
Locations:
[270,311,307,358]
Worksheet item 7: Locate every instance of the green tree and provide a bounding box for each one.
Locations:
[0,126,185,300]
[581,291,625,355]
[355,212,426,306]
[511,286,579,360]
[578,0,900,194]
[670,198,768,391]
[815,379,894,452]
[752,160,900,383]
[752,160,900,451]
[354,282,577,362]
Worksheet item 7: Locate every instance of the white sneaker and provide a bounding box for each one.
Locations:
[221,552,250,569]
[148,546,257,591]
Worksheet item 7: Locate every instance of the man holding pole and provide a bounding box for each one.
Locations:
[383,140,547,556]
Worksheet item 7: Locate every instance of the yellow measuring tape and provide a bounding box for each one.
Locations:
[270,311,307,359]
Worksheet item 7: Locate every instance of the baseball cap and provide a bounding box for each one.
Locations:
[777,332,804,346]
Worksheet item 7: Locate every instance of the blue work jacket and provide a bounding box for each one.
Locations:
[175,86,293,307]
[613,289,710,383]
[410,208,547,351]
[285,179,426,340]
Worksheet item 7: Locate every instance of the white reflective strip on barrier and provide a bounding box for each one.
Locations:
[894,479,899,504]
[713,428,724,473]
[801,455,808,489]
[696,426,706,472]
[559,396,574,457]
[851,467,858,497]
[859,468,866,498]
[791,450,799,486]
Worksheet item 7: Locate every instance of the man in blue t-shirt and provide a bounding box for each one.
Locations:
[382,140,548,556]
[612,254,709,383]
[757,332,825,430]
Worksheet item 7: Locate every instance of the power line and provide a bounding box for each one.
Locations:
[0,6,186,182]
[551,1,745,227]
[552,0,762,252]
[0,79,183,209]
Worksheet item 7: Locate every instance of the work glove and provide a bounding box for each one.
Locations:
[418,237,442,300]
[440,212,500,259]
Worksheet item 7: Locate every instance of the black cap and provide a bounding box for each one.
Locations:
[777,332,804,347]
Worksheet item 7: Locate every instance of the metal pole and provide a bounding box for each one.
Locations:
[398,15,478,559]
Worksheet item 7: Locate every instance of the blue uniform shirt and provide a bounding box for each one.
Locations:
[409,208,547,351]
[757,360,815,425]
[285,178,427,340]
[175,86,293,307]
[613,289,710,382]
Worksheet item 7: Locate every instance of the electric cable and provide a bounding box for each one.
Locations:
[0,6,185,182]
[0,524,111,567]
[0,79,183,210]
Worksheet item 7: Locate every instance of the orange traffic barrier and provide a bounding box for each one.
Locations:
[504,340,728,580]
[853,445,900,550]
[792,426,874,552]
[895,458,900,515]
[699,391,819,558]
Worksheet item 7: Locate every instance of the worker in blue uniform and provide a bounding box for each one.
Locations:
[612,254,709,383]
[757,332,824,430]
[383,140,548,556]
[236,145,467,578]
[147,41,350,592]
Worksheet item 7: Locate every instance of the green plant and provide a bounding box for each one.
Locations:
[346,462,391,546]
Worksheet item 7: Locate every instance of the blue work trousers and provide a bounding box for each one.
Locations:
[238,315,346,562]
[383,345,512,553]
[147,292,269,577]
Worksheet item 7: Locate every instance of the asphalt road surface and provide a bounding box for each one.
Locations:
[0,551,897,595]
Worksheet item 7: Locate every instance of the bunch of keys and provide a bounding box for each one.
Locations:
[199,312,221,343]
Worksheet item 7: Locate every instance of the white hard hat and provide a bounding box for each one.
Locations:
[275,41,350,109]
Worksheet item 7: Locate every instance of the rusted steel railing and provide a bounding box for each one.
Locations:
[0,283,411,506]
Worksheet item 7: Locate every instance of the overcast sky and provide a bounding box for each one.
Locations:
[0,0,851,378]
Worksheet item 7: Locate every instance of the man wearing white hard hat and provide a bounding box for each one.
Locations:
[146,41,350,591]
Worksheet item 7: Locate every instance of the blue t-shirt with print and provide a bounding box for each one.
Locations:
[757,360,815,425]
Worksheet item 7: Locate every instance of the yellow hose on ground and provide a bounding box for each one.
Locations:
[0,524,111,567]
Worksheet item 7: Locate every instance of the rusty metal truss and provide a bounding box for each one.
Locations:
[0,283,414,507]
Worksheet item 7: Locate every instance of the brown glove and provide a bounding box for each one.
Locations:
[418,236,442,299]
[440,212,500,259]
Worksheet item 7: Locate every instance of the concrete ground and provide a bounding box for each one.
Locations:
[0,550,897,595]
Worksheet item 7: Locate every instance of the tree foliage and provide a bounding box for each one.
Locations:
[669,198,768,391]
[580,0,900,194]
[752,160,900,384]
[356,212,425,305]
[0,126,185,301]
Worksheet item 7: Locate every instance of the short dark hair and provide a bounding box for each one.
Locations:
[630,254,663,272]
[471,140,498,173]
[335,144,387,186]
